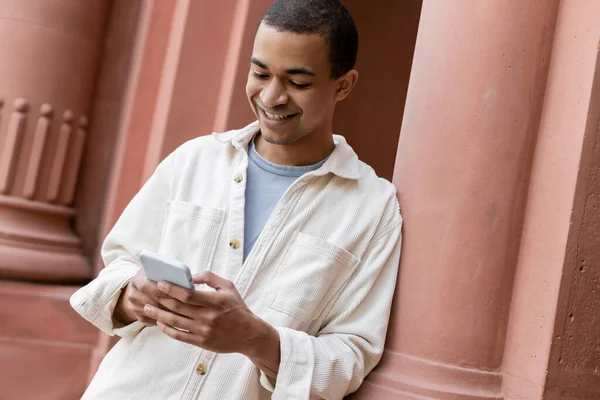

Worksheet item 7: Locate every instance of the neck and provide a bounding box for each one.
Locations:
[254,130,335,166]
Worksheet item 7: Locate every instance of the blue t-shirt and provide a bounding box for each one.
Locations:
[243,138,329,261]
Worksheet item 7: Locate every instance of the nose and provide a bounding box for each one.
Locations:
[260,79,288,108]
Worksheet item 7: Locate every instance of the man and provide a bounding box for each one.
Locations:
[71,0,402,399]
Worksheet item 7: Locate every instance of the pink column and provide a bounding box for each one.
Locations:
[0,2,111,398]
[355,0,559,398]
[0,0,109,281]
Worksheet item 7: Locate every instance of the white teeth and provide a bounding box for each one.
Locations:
[264,110,292,120]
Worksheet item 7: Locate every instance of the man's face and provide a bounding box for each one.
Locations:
[246,23,339,146]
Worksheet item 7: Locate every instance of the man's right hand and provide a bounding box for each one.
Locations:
[114,268,163,326]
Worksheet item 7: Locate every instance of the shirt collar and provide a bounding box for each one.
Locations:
[212,121,361,180]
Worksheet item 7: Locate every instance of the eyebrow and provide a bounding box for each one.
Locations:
[251,57,316,77]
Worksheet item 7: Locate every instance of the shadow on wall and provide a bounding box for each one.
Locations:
[335,0,423,182]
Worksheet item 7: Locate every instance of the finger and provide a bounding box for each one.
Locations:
[156,321,196,346]
[157,281,220,307]
[138,316,157,326]
[130,291,161,311]
[133,267,147,279]
[137,278,164,300]
[192,271,234,292]
[157,297,197,319]
[144,304,195,332]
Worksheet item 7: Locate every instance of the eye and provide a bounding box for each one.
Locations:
[290,81,311,89]
[252,72,269,79]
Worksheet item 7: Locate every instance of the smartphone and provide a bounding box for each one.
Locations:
[139,250,194,289]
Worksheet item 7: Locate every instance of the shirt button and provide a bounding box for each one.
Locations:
[196,364,207,375]
[229,238,241,249]
[233,173,244,183]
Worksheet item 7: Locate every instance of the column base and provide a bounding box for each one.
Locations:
[0,280,98,399]
[361,351,503,400]
[0,195,90,281]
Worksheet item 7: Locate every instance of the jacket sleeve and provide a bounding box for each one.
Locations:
[269,209,403,400]
[69,153,174,339]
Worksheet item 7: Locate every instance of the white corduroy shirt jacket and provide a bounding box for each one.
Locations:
[70,121,403,400]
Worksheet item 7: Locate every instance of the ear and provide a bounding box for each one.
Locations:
[334,70,358,101]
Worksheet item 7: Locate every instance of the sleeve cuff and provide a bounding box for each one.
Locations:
[259,370,276,392]
[69,268,138,337]
[270,327,315,400]
[104,287,146,339]
[113,320,146,338]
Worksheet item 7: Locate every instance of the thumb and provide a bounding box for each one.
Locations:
[192,271,232,291]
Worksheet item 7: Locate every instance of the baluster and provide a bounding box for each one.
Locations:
[60,115,88,205]
[47,110,73,203]
[23,104,53,199]
[0,98,29,194]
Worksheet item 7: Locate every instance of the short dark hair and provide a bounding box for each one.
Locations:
[260,0,358,79]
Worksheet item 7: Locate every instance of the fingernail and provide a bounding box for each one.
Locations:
[157,281,166,291]
[144,304,152,313]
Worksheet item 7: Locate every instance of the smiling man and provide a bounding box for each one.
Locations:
[70,0,402,399]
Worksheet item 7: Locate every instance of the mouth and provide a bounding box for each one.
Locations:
[258,106,300,122]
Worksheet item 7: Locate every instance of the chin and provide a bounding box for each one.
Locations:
[260,126,302,146]
[260,130,295,145]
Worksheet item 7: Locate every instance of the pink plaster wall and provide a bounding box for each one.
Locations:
[149,0,247,164]
[94,0,176,264]
[335,0,422,181]
[548,88,600,399]
[75,0,146,266]
[501,1,600,399]
[0,281,98,399]
[545,20,600,400]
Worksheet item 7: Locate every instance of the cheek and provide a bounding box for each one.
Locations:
[298,93,330,120]
[246,81,258,99]
[246,81,261,116]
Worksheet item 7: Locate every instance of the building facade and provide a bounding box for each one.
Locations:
[0,1,598,399]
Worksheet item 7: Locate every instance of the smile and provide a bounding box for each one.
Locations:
[260,107,299,121]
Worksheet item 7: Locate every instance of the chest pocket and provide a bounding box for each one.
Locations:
[158,200,224,274]
[266,231,360,324]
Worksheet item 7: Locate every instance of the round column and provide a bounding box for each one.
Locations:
[358,0,560,398]
[0,0,110,281]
